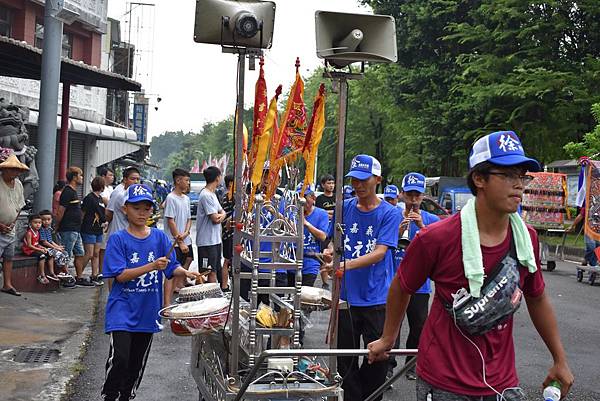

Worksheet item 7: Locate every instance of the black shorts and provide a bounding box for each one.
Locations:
[222,236,233,260]
[175,245,194,266]
[197,244,222,273]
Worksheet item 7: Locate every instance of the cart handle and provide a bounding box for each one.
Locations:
[233,348,417,401]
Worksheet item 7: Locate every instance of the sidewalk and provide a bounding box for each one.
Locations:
[0,275,100,401]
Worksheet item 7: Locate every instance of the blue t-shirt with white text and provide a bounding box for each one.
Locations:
[103,228,179,333]
[331,198,402,306]
[394,208,440,294]
[302,207,330,275]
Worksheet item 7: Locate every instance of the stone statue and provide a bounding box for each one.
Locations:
[0,98,39,206]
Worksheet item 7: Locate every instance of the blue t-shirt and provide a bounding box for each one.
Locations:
[394,208,440,294]
[302,207,330,275]
[103,228,179,333]
[331,198,402,306]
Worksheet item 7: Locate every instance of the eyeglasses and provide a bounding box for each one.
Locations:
[487,171,533,186]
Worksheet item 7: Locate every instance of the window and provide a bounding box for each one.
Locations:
[0,6,12,37]
[35,21,43,48]
[61,32,72,58]
[35,22,73,59]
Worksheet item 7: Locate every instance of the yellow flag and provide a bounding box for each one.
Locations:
[302,83,326,196]
[248,85,282,212]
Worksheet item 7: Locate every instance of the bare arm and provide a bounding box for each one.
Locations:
[115,259,163,283]
[166,217,181,239]
[304,220,327,242]
[367,278,412,362]
[209,210,226,224]
[525,291,574,397]
[55,205,66,227]
[105,209,114,224]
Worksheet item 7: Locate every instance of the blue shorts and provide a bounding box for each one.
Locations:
[58,231,85,257]
[81,233,103,244]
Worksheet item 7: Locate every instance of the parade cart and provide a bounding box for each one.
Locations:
[160,192,417,400]
[175,3,409,399]
[576,159,600,286]
[522,172,569,271]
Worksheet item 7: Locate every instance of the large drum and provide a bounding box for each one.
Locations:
[177,283,223,303]
[162,297,230,335]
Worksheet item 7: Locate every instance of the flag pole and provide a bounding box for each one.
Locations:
[230,49,246,378]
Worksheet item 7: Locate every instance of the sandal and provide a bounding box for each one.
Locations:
[37,275,49,285]
[47,274,60,282]
[1,287,21,296]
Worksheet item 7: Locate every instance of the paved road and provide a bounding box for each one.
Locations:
[68,258,600,401]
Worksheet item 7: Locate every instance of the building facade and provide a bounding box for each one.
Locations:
[0,0,144,197]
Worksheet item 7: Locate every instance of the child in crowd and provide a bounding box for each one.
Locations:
[101,184,202,401]
[22,214,56,284]
[39,210,75,287]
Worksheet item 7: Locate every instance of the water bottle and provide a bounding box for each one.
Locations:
[543,380,561,401]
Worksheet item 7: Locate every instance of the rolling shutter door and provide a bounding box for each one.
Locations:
[69,134,86,198]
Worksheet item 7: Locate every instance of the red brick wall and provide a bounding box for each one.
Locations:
[2,0,102,67]
[1,0,41,43]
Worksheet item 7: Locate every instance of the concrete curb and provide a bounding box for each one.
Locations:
[32,287,101,401]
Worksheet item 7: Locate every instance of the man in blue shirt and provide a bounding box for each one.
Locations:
[390,173,440,380]
[291,184,329,287]
[102,184,201,401]
[325,154,401,401]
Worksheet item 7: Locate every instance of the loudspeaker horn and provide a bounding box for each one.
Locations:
[194,0,276,49]
[315,11,397,68]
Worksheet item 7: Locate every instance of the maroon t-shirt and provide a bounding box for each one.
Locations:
[397,213,545,396]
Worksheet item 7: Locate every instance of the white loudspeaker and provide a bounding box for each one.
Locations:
[194,0,276,49]
[315,11,397,68]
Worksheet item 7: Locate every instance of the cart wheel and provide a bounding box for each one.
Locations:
[589,272,597,286]
[546,261,556,272]
[577,269,584,282]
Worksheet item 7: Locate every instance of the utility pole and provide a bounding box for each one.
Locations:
[34,0,64,212]
[124,1,155,128]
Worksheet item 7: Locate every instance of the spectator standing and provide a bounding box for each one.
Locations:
[195,166,226,284]
[163,168,193,305]
[52,180,67,217]
[56,166,94,287]
[315,174,336,218]
[0,154,28,296]
[81,176,107,286]
[99,167,115,206]
[106,167,140,239]
[220,174,235,291]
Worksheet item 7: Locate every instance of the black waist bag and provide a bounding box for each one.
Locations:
[445,239,523,336]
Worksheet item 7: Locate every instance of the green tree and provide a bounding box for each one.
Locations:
[564,103,600,158]
[361,0,600,174]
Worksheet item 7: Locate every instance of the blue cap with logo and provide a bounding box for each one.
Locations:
[296,183,315,197]
[384,184,399,199]
[126,184,154,204]
[402,173,426,193]
[345,154,382,180]
[343,185,355,199]
[469,131,541,172]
